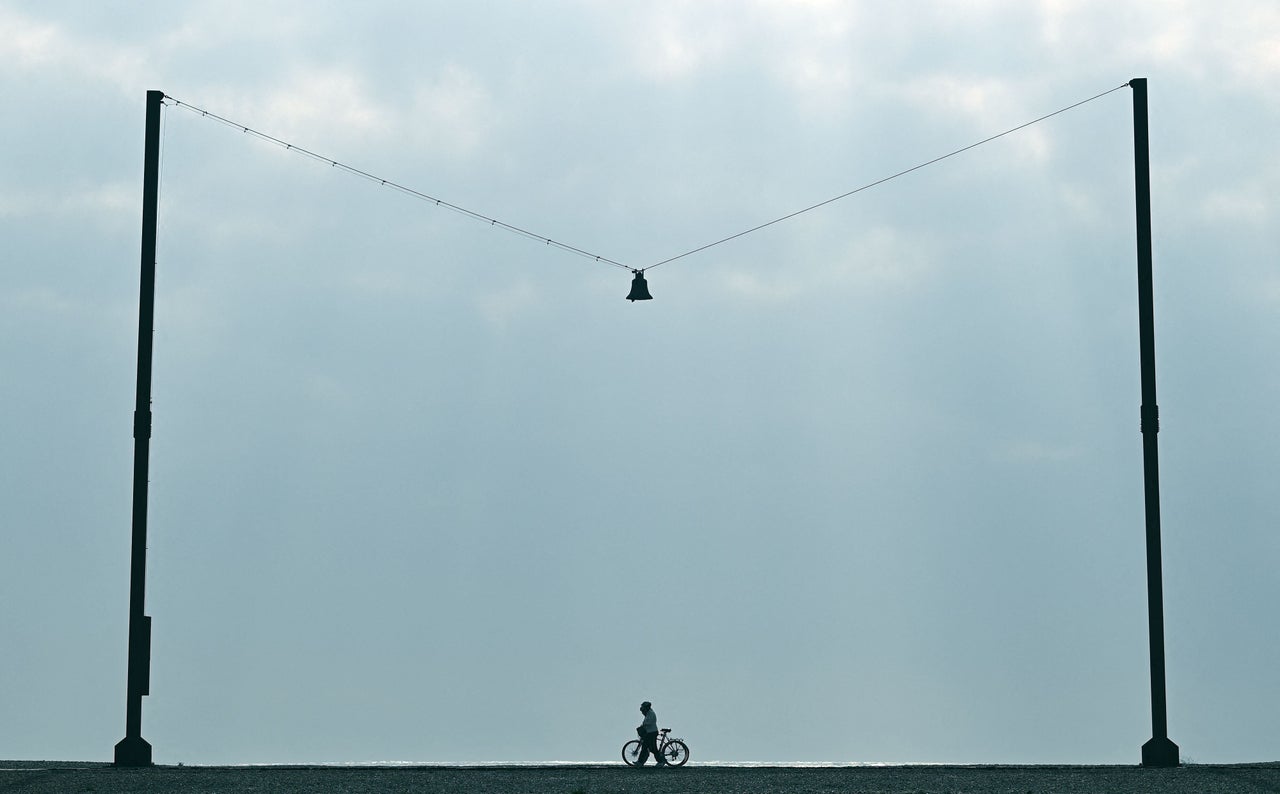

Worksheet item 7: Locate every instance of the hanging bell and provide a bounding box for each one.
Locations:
[626,269,653,302]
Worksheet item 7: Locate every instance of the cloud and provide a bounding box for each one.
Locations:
[990,439,1083,464]
[0,180,134,221]
[1199,186,1273,228]
[0,285,77,318]
[0,6,150,95]
[404,65,503,160]
[0,6,59,67]
[609,2,736,81]
[475,277,543,331]
[719,224,933,304]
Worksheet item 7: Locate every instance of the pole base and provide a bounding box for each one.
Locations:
[1141,736,1180,767]
[114,735,153,767]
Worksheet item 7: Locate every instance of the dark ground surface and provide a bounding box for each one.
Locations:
[2,762,1280,794]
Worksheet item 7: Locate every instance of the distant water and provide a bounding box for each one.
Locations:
[219,760,945,768]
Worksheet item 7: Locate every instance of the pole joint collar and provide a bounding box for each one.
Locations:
[1141,404,1160,434]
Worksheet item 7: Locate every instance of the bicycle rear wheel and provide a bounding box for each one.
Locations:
[622,739,644,767]
[662,739,690,766]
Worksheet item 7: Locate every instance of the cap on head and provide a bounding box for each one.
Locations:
[641,701,652,709]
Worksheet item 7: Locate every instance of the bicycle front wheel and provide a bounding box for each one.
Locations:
[622,739,644,767]
[662,739,690,767]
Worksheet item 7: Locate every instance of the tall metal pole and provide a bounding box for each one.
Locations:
[114,89,164,767]
[1130,77,1179,769]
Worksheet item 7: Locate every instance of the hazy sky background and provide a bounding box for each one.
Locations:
[2,0,1277,766]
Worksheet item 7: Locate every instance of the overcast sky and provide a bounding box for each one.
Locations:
[2,0,1278,766]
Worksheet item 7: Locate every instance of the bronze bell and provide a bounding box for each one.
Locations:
[626,270,653,302]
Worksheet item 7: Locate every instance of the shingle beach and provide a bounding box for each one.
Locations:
[3,762,1279,793]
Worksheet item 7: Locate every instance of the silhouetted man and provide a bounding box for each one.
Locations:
[635,701,665,766]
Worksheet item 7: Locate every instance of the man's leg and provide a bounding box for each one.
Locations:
[644,732,663,766]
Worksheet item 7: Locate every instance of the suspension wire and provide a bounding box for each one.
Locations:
[162,95,635,271]
[645,82,1132,272]
[164,83,1129,277]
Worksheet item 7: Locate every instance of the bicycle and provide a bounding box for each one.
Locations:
[622,728,690,767]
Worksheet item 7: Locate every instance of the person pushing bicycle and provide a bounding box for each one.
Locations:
[635,701,666,766]
[622,705,689,767]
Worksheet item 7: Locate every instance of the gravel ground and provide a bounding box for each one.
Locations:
[2,762,1278,794]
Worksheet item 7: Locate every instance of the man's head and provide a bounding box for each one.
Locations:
[640,701,652,713]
